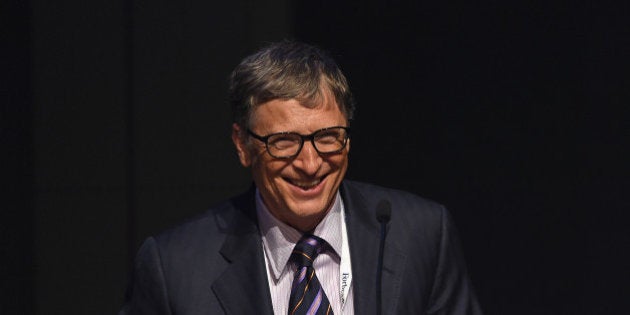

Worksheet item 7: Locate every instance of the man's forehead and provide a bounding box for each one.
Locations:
[257,86,341,113]
[248,98,346,133]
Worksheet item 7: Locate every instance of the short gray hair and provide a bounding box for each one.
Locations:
[229,41,355,128]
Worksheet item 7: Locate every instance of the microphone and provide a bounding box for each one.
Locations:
[376,200,392,224]
[375,200,391,315]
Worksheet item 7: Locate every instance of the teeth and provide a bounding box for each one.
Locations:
[289,179,321,189]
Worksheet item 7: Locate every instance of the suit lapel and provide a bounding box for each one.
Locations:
[341,182,406,315]
[211,189,274,315]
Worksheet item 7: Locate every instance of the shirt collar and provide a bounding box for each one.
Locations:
[256,189,344,281]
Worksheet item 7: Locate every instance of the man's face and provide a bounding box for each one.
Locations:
[232,92,350,232]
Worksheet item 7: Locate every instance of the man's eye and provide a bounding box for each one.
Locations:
[316,135,340,144]
[316,130,343,142]
[269,136,299,149]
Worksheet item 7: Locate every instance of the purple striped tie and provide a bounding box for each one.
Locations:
[288,234,333,315]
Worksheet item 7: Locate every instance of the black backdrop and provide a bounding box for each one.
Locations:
[3,1,629,314]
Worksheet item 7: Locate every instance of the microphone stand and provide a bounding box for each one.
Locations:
[376,201,391,315]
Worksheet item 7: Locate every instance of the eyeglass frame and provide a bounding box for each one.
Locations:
[247,126,351,159]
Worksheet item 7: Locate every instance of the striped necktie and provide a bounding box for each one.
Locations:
[288,234,334,315]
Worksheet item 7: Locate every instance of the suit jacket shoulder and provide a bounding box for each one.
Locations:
[120,188,275,315]
[341,180,483,314]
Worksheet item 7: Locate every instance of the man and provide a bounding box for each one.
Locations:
[120,41,482,314]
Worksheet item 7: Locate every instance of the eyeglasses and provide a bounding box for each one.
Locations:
[247,126,350,159]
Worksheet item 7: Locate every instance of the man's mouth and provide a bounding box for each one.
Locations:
[285,176,325,190]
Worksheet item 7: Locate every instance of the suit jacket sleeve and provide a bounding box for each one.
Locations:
[426,207,482,315]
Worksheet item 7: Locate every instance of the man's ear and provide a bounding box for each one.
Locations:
[231,123,252,167]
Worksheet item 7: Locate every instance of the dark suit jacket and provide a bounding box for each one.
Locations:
[120,180,482,314]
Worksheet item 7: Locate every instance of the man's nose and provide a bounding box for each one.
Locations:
[293,141,322,174]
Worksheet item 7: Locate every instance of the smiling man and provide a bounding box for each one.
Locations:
[233,94,349,232]
[121,41,483,315]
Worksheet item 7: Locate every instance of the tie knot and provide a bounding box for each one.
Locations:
[290,234,326,268]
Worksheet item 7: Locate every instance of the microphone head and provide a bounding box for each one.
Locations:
[376,200,391,223]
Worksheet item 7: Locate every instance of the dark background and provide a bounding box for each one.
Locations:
[3,1,628,314]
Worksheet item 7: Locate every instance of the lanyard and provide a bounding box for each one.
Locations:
[339,201,352,306]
